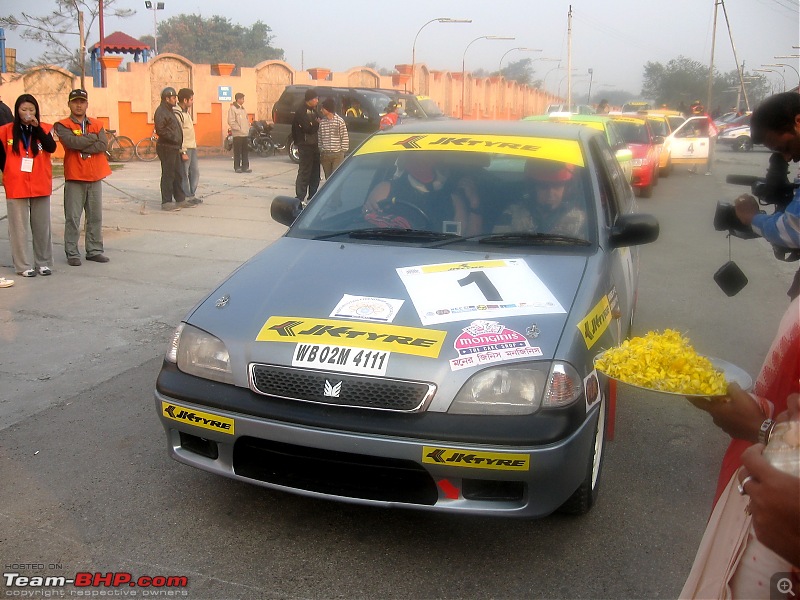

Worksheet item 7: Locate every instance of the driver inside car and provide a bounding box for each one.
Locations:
[362,152,483,235]
[494,159,587,237]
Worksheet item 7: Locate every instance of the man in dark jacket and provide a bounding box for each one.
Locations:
[154,87,191,211]
[0,96,12,126]
[292,88,321,203]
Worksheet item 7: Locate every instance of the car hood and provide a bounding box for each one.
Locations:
[186,238,589,407]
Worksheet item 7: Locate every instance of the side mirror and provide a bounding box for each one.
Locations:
[609,214,659,248]
[653,135,665,144]
[271,195,303,226]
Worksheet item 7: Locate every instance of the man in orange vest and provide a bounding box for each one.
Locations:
[54,89,112,266]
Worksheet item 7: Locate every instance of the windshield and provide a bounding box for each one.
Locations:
[289,145,596,247]
[361,91,394,115]
[418,98,445,117]
[614,121,650,144]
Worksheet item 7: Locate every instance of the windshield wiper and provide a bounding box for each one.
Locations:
[477,232,591,246]
[312,228,458,242]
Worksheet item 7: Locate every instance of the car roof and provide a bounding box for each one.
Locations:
[608,113,649,124]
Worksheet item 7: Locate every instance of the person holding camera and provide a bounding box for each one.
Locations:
[734,93,800,282]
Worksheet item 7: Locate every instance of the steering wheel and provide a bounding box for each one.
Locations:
[387,199,430,228]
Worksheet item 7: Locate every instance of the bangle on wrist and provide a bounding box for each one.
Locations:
[758,418,775,445]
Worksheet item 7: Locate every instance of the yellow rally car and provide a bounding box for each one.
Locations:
[522,114,634,184]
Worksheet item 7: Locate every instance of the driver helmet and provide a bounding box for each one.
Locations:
[160,87,177,100]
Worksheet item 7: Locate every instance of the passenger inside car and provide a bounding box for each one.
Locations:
[493,159,587,238]
[362,152,483,235]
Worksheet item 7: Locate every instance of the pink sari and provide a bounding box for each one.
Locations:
[714,297,800,506]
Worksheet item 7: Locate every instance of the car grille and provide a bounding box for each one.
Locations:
[233,437,439,505]
[249,364,435,412]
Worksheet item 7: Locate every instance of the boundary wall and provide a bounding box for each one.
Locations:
[0,56,560,156]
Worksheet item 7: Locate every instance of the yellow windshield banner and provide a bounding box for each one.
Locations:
[355,133,584,166]
[257,316,446,358]
[610,116,646,124]
[419,260,508,273]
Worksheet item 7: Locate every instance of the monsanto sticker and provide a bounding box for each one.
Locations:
[449,320,542,371]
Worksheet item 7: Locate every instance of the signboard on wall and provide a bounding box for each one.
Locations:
[218,86,232,102]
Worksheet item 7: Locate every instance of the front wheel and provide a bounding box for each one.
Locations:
[255,137,275,156]
[108,136,135,162]
[135,137,158,161]
[733,136,752,152]
[288,138,300,163]
[558,394,607,515]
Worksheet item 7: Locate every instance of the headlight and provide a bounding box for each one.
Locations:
[449,362,582,415]
[165,322,234,384]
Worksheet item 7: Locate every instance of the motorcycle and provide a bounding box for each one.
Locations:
[248,120,277,156]
[224,121,281,156]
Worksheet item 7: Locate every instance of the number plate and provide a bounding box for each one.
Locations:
[292,343,389,376]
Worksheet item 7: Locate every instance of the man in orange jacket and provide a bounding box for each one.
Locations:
[54,89,112,266]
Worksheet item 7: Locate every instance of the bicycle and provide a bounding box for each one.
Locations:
[135,130,158,161]
[104,129,135,162]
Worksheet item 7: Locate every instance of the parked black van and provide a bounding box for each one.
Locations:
[271,85,394,163]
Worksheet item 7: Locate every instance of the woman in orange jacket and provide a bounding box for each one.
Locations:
[0,94,57,277]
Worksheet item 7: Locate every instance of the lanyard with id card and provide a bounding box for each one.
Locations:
[20,129,34,172]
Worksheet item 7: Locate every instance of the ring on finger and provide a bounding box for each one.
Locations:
[738,475,754,496]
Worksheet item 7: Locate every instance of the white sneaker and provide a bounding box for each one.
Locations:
[0,277,14,288]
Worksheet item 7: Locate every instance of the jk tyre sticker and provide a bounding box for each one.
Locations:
[257,316,446,358]
[161,402,234,434]
[423,447,530,471]
[356,133,585,166]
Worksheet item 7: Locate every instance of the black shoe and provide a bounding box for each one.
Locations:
[67,257,82,266]
[161,203,181,211]
[86,254,110,263]
[188,198,203,205]
[242,168,252,173]
[235,168,242,173]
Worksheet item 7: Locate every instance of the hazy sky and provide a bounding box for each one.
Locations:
[4,0,799,95]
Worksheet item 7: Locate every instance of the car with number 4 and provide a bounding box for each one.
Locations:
[155,120,659,518]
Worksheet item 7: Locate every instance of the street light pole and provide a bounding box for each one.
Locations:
[586,68,593,104]
[144,1,165,56]
[461,35,515,119]
[762,63,800,88]
[411,17,471,94]
[754,68,786,92]
[498,47,541,75]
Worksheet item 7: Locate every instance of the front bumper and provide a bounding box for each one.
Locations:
[155,380,598,518]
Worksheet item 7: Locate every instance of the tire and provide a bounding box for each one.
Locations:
[732,136,752,152]
[255,137,275,156]
[558,394,608,515]
[108,136,135,162]
[135,137,158,162]
[288,138,300,163]
[638,183,653,198]
[660,158,672,177]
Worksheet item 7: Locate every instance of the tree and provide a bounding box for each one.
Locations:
[499,58,534,86]
[154,14,283,67]
[1,0,133,73]
[641,55,772,113]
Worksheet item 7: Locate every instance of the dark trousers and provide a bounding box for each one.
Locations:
[233,136,249,171]
[156,144,186,204]
[295,145,321,201]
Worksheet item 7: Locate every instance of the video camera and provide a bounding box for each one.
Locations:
[714,152,796,239]
[712,152,799,296]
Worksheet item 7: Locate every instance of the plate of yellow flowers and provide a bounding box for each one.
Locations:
[593,329,752,397]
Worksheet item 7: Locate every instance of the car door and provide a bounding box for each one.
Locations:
[668,116,713,164]
[589,137,636,343]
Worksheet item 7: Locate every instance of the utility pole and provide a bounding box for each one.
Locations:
[566,5,572,110]
[720,0,749,111]
[706,0,719,114]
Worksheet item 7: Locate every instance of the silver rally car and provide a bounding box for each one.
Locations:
[155,121,659,518]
